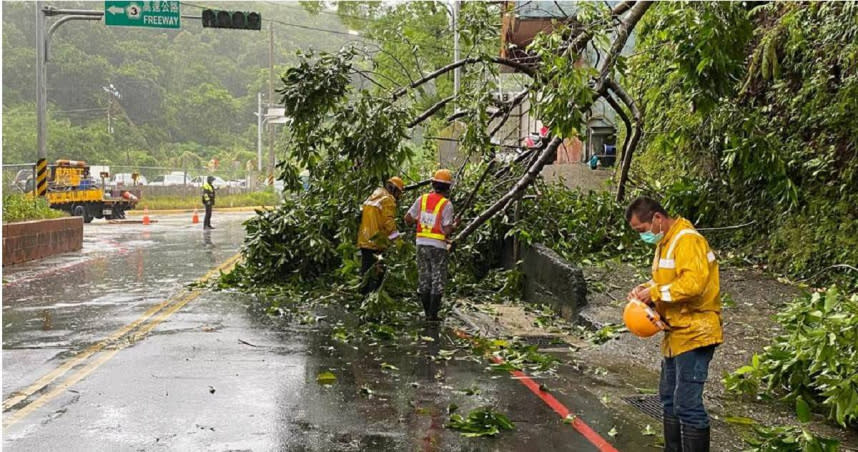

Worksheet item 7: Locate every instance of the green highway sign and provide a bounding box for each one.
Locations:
[105,1,180,29]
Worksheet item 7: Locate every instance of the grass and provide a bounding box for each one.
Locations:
[131,190,279,210]
[2,193,67,223]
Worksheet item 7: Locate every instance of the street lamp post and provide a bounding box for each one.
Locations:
[102,84,121,134]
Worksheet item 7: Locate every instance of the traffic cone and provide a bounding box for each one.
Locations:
[142,207,150,225]
[192,208,199,224]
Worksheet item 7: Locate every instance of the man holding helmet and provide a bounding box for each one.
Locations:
[625,196,722,452]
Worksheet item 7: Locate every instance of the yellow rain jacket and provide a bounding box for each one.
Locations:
[647,217,723,357]
[357,187,397,251]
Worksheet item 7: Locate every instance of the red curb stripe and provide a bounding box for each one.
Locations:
[454,329,619,452]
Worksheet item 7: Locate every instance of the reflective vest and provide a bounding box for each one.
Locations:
[202,183,215,205]
[416,193,449,241]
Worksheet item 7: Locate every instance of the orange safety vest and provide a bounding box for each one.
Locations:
[416,193,449,241]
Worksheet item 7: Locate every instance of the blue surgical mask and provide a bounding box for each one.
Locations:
[639,219,664,245]
[639,231,663,244]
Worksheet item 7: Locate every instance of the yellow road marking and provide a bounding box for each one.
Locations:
[3,349,121,428]
[2,252,241,427]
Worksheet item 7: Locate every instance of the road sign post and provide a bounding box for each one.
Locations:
[104,1,180,29]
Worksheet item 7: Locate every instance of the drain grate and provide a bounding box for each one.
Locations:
[622,394,663,420]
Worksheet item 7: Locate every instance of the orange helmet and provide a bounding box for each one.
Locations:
[431,169,453,184]
[387,176,404,192]
[623,299,667,338]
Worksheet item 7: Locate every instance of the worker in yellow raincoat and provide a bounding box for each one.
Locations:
[626,196,722,452]
[357,177,404,294]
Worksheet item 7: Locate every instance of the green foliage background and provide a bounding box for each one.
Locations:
[1,1,355,178]
[628,2,858,284]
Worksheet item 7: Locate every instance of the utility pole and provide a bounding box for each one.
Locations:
[35,1,48,196]
[257,92,263,172]
[268,22,275,186]
[453,0,460,97]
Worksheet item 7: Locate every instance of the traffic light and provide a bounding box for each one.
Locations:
[201,9,261,30]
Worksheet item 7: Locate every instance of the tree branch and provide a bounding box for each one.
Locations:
[453,136,563,245]
[487,56,537,78]
[445,110,468,123]
[392,56,536,102]
[393,57,480,101]
[606,79,643,202]
[404,179,431,191]
[488,89,529,138]
[454,159,497,222]
[595,1,652,94]
[352,69,390,91]
[612,1,635,17]
[407,95,455,128]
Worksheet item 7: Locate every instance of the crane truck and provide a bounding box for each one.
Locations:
[15,160,140,223]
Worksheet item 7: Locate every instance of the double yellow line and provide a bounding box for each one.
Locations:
[2,252,242,429]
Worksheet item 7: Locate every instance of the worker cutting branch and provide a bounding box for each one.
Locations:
[357,176,404,294]
[404,169,460,321]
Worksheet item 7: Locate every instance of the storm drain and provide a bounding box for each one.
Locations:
[622,395,663,420]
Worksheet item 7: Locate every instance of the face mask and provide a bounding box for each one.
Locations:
[639,218,664,245]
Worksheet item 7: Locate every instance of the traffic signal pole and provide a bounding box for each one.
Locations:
[36,2,47,195]
[33,3,203,196]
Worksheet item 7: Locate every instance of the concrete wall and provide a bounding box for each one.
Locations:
[504,241,588,320]
[3,217,83,266]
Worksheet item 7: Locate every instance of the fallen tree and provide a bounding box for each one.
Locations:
[235,2,653,284]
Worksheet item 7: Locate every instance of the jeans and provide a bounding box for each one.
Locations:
[659,345,716,429]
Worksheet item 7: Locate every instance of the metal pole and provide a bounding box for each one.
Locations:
[36,2,47,164]
[107,92,112,133]
[257,92,263,172]
[268,22,275,186]
[453,0,460,97]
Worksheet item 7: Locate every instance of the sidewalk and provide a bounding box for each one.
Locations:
[451,262,858,451]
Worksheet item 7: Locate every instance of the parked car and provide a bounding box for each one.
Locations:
[189,175,226,188]
[111,173,147,186]
[148,171,188,186]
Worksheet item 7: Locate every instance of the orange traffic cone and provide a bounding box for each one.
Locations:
[192,208,199,224]
[142,207,150,225]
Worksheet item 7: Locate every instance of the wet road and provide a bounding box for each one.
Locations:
[2,212,652,451]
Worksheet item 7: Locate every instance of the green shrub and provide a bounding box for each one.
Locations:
[2,194,66,223]
[745,424,839,452]
[725,287,858,427]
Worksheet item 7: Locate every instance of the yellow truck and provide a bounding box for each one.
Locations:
[18,160,140,222]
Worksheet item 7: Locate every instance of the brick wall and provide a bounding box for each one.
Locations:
[2,217,83,266]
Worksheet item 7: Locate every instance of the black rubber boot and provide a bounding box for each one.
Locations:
[663,415,682,452]
[428,293,443,321]
[680,424,709,452]
[420,292,431,318]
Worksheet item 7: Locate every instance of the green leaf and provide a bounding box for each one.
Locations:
[316,371,336,385]
[795,397,812,423]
